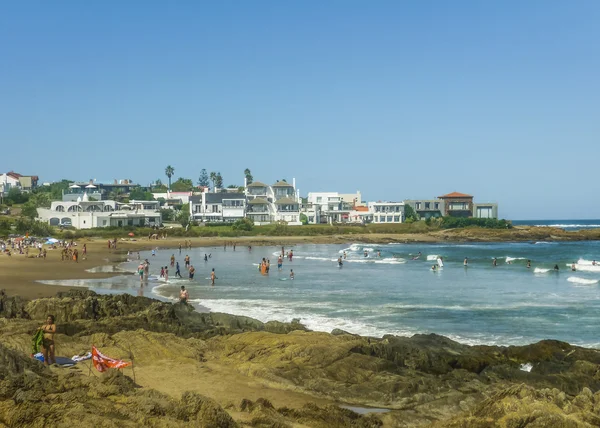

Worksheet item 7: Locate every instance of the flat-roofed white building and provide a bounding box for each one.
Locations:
[37,195,161,229]
[368,202,405,224]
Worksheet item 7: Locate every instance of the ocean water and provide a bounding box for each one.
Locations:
[513,219,600,231]
[41,239,600,348]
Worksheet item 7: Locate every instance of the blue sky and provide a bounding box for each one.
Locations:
[1,1,599,220]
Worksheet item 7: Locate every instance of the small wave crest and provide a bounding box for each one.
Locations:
[533,268,551,274]
[567,277,599,285]
[506,257,527,263]
[426,255,440,261]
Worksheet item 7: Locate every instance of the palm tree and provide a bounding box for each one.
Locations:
[209,172,217,191]
[165,166,175,190]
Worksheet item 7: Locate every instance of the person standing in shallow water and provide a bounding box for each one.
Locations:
[493,258,497,267]
[211,268,217,286]
[179,286,189,304]
[40,315,56,367]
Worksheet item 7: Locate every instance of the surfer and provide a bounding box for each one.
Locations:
[464,257,468,266]
[338,256,343,267]
[412,252,421,260]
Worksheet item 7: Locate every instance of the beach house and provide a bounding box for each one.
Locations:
[244,179,301,225]
[62,179,140,201]
[37,194,161,229]
[306,192,355,224]
[368,202,405,223]
[404,199,445,219]
[189,192,246,223]
[406,192,499,219]
[0,171,39,194]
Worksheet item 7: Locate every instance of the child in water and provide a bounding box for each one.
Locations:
[290,269,294,279]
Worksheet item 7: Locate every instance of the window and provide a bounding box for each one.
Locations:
[387,216,393,222]
[394,216,400,222]
[380,216,386,222]
[434,203,439,210]
[316,197,322,203]
[212,205,219,213]
[102,220,107,226]
[415,202,421,210]
[425,202,430,209]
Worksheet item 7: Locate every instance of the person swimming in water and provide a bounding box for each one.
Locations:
[431,265,437,271]
[338,256,343,267]
[526,260,531,268]
[571,262,577,271]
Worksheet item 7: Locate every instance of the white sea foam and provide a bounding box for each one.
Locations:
[534,241,555,245]
[566,263,600,272]
[567,277,599,285]
[194,298,415,338]
[533,268,551,274]
[534,224,600,229]
[506,257,527,263]
[426,255,439,261]
[576,259,600,266]
[520,363,533,372]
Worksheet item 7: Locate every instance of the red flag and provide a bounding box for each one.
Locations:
[92,346,131,372]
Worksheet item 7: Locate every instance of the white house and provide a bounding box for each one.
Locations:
[244,179,301,225]
[189,192,246,223]
[306,192,356,224]
[37,194,161,229]
[1,172,39,194]
[368,202,405,224]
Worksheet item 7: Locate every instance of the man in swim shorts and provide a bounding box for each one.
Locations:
[188,265,195,280]
[179,286,189,304]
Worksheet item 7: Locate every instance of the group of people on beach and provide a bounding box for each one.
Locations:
[257,247,295,279]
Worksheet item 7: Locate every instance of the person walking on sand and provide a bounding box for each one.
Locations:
[211,268,217,286]
[175,261,182,278]
[179,286,189,304]
[83,244,87,256]
[40,315,56,367]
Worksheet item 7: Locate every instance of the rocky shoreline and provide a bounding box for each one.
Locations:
[2,290,600,427]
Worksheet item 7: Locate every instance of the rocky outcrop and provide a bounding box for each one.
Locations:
[3,290,600,427]
[0,341,238,428]
[23,290,307,339]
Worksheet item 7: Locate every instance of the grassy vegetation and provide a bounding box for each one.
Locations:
[0,216,512,239]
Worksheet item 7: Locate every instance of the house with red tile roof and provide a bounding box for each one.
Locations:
[438,192,474,217]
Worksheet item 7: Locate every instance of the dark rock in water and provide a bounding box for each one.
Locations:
[23,290,307,339]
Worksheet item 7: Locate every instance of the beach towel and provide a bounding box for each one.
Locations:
[32,329,44,355]
[92,346,131,372]
[72,351,92,362]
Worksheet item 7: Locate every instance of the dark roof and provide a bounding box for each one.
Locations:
[189,195,202,204]
[205,193,246,204]
[248,198,269,205]
[246,181,267,188]
[272,180,293,187]
[275,197,298,205]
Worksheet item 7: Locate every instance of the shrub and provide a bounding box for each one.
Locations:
[232,218,254,231]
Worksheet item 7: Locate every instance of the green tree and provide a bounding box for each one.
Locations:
[6,188,29,204]
[232,217,254,231]
[404,204,418,221]
[160,208,175,222]
[165,165,175,190]
[176,203,190,227]
[209,172,217,190]
[171,178,194,192]
[215,173,223,189]
[300,213,308,225]
[198,169,209,187]
[244,168,253,185]
[129,188,155,201]
[21,201,39,219]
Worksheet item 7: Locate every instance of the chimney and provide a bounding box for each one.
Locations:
[292,177,296,190]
